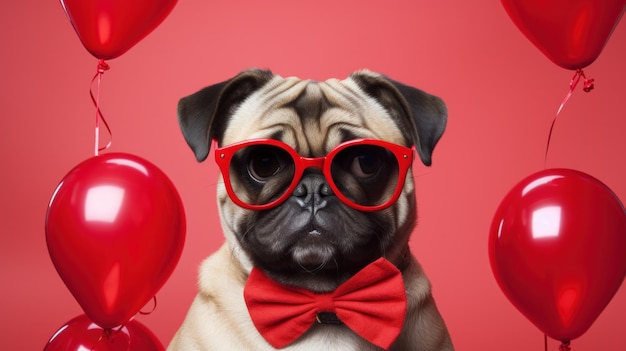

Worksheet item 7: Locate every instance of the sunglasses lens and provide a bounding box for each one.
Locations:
[330,144,400,207]
[229,144,295,206]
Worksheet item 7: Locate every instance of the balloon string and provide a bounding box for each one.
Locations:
[544,334,548,351]
[90,59,112,156]
[544,69,595,167]
[139,295,158,315]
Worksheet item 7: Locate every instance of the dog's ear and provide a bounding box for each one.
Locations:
[350,71,447,166]
[178,69,275,162]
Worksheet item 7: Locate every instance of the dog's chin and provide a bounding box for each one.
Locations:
[289,232,336,270]
[236,199,394,292]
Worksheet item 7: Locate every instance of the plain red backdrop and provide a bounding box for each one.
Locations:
[1,1,625,350]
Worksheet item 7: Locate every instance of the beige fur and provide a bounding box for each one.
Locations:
[168,70,454,350]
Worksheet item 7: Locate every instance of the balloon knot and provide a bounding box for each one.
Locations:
[575,69,594,92]
[102,328,114,339]
[559,341,571,351]
[97,59,110,74]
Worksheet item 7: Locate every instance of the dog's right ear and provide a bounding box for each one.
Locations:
[177,69,274,162]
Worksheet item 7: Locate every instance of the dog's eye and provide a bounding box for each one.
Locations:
[248,149,282,181]
[350,150,383,178]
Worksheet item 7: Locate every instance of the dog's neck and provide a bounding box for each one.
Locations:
[393,245,412,272]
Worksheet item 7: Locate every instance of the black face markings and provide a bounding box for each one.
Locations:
[290,82,331,130]
[268,130,284,141]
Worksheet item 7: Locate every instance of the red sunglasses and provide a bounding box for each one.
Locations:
[214,138,414,211]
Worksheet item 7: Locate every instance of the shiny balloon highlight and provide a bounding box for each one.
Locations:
[46,153,185,329]
[489,168,626,342]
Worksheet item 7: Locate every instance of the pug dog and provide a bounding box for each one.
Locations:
[168,69,453,351]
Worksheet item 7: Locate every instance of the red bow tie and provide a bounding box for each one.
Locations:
[243,257,407,350]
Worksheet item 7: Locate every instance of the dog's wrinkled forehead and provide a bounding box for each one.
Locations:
[222,76,406,156]
[177,69,446,166]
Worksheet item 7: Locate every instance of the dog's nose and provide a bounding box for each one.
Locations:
[292,172,333,214]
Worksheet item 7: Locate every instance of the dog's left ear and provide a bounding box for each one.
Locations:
[350,71,447,166]
[177,69,275,162]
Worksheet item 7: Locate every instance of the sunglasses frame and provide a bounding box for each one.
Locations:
[214,138,414,212]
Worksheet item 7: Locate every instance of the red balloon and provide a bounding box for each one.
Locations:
[60,0,178,60]
[44,314,164,351]
[46,153,185,329]
[501,0,626,69]
[489,169,626,342]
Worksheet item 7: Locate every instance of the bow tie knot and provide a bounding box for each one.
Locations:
[244,257,407,350]
[315,293,335,313]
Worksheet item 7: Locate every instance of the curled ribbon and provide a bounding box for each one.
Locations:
[138,295,158,315]
[90,59,113,155]
[556,69,595,115]
[544,69,595,167]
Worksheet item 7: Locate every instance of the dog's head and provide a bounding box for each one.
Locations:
[178,69,446,292]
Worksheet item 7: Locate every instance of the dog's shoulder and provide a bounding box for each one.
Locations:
[169,244,265,350]
[402,255,433,304]
[395,255,454,351]
[197,244,248,294]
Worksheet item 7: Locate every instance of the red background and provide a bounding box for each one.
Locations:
[1,1,625,350]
